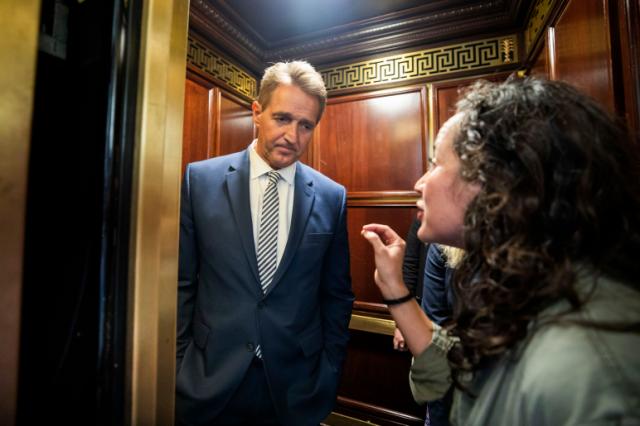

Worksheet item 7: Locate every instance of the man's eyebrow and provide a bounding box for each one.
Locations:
[299,118,316,127]
[272,111,316,127]
[272,111,292,118]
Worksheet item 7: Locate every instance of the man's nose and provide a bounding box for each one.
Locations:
[284,122,298,143]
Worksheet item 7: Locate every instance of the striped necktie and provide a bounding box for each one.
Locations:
[257,171,280,293]
[255,171,280,359]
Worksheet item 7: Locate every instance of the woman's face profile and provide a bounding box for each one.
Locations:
[415,113,480,247]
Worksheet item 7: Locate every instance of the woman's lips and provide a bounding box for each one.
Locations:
[416,200,425,221]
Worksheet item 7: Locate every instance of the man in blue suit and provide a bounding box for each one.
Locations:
[175,61,354,425]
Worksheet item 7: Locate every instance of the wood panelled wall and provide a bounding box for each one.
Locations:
[553,0,614,112]
[318,76,511,425]
[530,0,616,112]
[181,64,496,423]
[181,0,639,424]
[314,86,427,322]
[529,0,640,131]
[181,72,254,175]
[313,87,428,422]
[315,87,427,194]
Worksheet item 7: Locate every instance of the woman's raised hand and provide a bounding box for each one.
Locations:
[361,224,408,299]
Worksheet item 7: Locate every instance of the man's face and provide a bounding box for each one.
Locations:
[252,84,320,169]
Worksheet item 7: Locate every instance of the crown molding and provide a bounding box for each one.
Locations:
[318,34,519,93]
[191,0,530,73]
[214,0,500,48]
[270,15,519,67]
[189,0,264,73]
[266,1,505,57]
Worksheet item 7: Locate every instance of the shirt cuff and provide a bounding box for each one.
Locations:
[430,322,457,352]
[409,323,457,404]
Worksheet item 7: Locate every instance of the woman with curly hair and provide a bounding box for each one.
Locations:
[362,77,640,425]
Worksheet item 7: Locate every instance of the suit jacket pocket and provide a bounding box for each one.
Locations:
[298,325,323,358]
[193,320,210,350]
[304,232,333,245]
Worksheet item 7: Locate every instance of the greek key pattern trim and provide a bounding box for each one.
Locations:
[320,35,518,92]
[525,0,555,53]
[187,37,257,98]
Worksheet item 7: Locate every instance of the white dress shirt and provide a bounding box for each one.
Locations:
[249,140,296,266]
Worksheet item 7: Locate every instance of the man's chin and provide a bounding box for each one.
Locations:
[268,154,297,169]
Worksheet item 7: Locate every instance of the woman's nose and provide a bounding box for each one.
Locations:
[414,173,427,193]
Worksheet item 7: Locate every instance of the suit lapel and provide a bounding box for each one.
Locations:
[266,164,315,294]
[225,150,261,285]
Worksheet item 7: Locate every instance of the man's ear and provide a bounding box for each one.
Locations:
[251,101,262,127]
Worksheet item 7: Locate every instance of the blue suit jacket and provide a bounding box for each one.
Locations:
[421,244,454,326]
[175,148,354,425]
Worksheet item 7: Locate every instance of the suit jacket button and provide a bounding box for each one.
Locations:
[246,343,254,352]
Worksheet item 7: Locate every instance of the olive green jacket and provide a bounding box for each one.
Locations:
[410,272,640,425]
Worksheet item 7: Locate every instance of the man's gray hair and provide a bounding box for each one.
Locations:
[258,61,327,122]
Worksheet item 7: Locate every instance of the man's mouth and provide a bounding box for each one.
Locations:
[274,144,296,153]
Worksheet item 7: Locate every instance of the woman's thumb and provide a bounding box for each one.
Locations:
[361,229,384,251]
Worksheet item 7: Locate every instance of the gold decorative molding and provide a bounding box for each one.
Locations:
[349,312,396,336]
[501,38,515,63]
[187,36,258,98]
[427,83,436,161]
[525,0,555,53]
[347,191,418,207]
[320,35,518,92]
[128,0,190,424]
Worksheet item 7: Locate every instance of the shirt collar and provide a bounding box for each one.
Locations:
[249,140,296,185]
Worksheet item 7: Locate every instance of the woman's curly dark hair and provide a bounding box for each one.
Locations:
[445,77,640,389]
